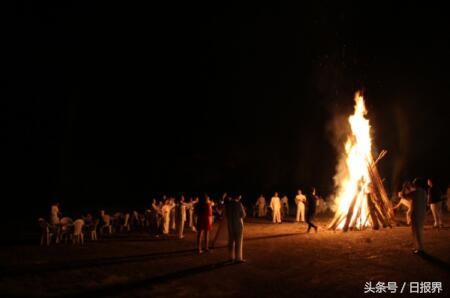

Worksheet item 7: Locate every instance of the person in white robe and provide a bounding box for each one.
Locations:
[270,192,282,223]
[295,190,306,222]
[188,197,199,231]
[161,199,175,235]
[255,195,267,217]
[176,196,190,239]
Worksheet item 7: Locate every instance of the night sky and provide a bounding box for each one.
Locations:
[4,2,450,219]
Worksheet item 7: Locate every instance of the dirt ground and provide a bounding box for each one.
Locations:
[1,213,449,298]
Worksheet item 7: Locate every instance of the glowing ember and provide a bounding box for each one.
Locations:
[330,91,374,230]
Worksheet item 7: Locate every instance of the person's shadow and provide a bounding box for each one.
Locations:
[417,252,450,273]
[63,260,239,297]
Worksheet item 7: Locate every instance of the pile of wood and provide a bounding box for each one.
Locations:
[329,150,395,231]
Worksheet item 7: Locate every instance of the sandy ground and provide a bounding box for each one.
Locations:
[1,213,449,298]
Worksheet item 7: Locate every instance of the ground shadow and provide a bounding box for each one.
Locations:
[64,260,239,297]
[2,232,302,278]
[1,248,198,278]
[418,252,450,273]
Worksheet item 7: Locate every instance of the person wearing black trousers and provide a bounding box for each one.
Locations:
[306,188,318,233]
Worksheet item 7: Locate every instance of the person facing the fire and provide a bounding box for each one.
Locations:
[405,178,428,254]
[306,188,318,232]
[196,194,213,254]
[226,194,246,263]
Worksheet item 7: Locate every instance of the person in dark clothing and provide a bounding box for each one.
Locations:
[405,178,428,254]
[306,188,318,233]
[226,195,246,263]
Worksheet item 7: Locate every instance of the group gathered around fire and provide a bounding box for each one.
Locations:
[39,178,448,260]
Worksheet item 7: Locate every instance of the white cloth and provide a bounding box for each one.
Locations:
[270,196,281,223]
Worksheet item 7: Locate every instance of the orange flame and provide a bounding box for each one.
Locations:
[331,91,373,230]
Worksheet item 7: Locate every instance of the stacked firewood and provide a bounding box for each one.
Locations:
[329,150,395,231]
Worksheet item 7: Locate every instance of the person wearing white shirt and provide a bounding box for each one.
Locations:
[295,190,307,222]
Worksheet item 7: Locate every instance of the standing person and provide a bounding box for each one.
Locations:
[316,196,327,214]
[405,178,428,254]
[211,193,228,248]
[150,199,162,236]
[161,199,175,235]
[281,195,290,220]
[255,194,267,218]
[306,188,318,232]
[270,192,282,223]
[295,190,306,222]
[226,195,246,263]
[169,198,177,231]
[50,202,61,225]
[427,178,443,228]
[196,194,213,254]
[188,197,198,231]
[176,196,189,239]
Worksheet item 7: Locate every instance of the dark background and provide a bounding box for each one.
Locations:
[3,2,450,221]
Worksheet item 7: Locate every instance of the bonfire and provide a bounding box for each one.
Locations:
[329,92,394,231]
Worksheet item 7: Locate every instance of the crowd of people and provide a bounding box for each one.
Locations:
[38,189,329,261]
[252,188,329,232]
[40,193,246,261]
[38,179,447,259]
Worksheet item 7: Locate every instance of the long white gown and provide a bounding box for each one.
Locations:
[270,196,281,223]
